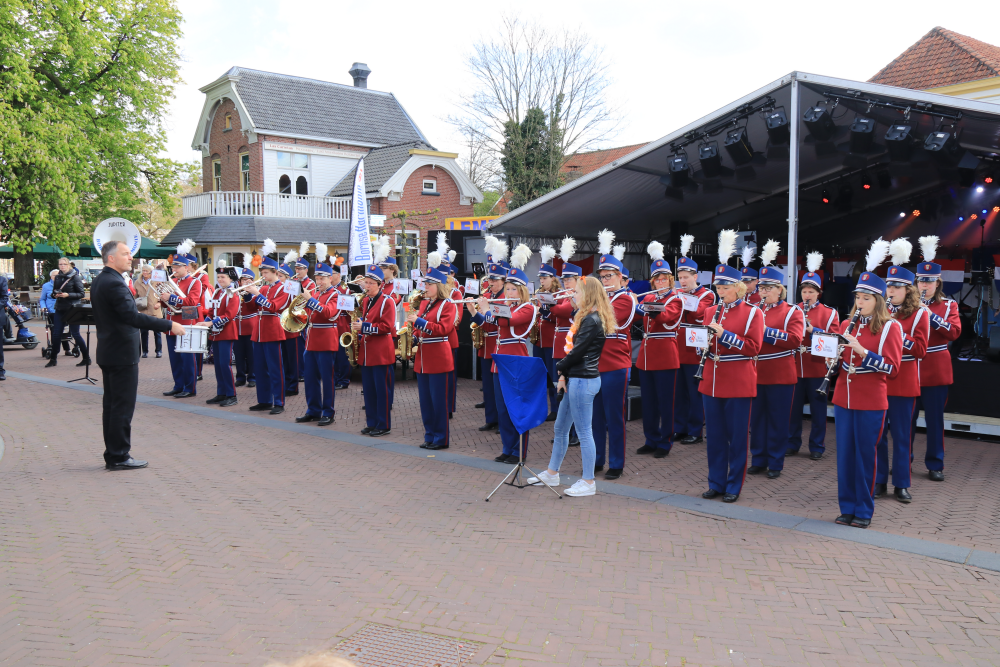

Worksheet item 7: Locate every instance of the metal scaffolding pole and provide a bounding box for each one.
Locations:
[787,78,801,296]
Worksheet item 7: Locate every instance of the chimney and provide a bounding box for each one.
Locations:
[349,62,371,89]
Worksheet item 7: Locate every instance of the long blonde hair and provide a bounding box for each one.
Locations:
[849,294,892,334]
[576,275,617,335]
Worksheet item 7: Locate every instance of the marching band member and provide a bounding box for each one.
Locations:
[535,244,560,420]
[448,258,464,417]
[234,257,257,388]
[471,244,537,463]
[296,245,339,427]
[351,263,397,436]
[551,237,583,446]
[911,236,960,482]
[407,252,458,450]
[332,258,353,389]
[635,241,683,458]
[741,259,761,306]
[747,241,804,479]
[788,252,838,459]
[874,239,929,503]
[242,239,290,414]
[832,238,902,528]
[293,241,316,380]
[435,234,462,417]
[674,234,715,444]
[376,236,402,409]
[592,230,636,480]
[276,251,301,396]
[204,262,241,407]
[160,240,204,398]
[189,244,212,381]
[699,230,763,503]
[472,236,507,432]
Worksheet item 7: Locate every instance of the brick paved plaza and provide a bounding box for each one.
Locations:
[3,335,1000,666]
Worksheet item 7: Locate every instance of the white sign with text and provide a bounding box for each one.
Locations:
[811,332,840,358]
[681,293,700,312]
[464,278,480,295]
[337,294,357,311]
[684,326,709,348]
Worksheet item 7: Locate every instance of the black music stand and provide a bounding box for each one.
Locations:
[64,304,97,385]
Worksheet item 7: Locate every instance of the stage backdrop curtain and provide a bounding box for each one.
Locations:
[493,353,549,435]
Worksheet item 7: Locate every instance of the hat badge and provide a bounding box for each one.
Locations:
[718,267,723,273]
[862,274,869,281]
[656,261,662,266]
[925,263,931,270]
[890,267,897,274]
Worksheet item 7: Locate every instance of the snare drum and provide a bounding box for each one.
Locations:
[175,325,209,354]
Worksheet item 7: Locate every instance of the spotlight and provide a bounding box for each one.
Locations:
[977,186,985,193]
[971,214,978,220]
[924,131,958,161]
[899,212,906,218]
[983,209,989,215]
[913,210,921,217]
[668,152,690,188]
[723,127,754,165]
[877,169,892,189]
[821,189,831,204]
[985,173,995,184]
[885,124,915,161]
[803,105,836,141]
[765,108,789,145]
[849,117,876,153]
[994,206,1000,213]
[698,142,723,178]
[861,172,872,190]
[959,216,965,222]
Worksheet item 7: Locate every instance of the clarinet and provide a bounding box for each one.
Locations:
[693,301,725,381]
[816,309,861,396]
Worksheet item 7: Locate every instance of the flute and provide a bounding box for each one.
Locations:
[455,297,522,304]
[632,286,673,298]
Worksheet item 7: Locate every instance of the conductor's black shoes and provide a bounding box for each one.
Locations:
[873,483,887,499]
[604,468,623,480]
[785,448,798,456]
[295,415,319,423]
[928,470,945,481]
[248,403,271,411]
[285,389,298,396]
[894,487,912,503]
[493,454,508,463]
[850,517,871,529]
[679,435,703,445]
[269,406,284,415]
[835,514,854,526]
[235,379,246,387]
[219,397,237,407]
[546,411,557,422]
[722,493,739,503]
[636,445,657,455]
[478,422,498,432]
[425,443,449,450]
[163,389,180,396]
[747,466,765,475]
[106,458,148,471]
[701,489,721,499]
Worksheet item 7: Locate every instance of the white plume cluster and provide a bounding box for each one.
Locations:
[760,239,780,267]
[436,231,449,255]
[484,234,499,258]
[217,259,227,268]
[647,240,664,262]
[511,243,531,270]
[315,242,328,265]
[427,251,442,269]
[539,244,556,265]
[598,229,615,256]
[865,237,891,272]
[889,238,912,266]
[679,234,694,258]
[492,238,509,263]
[717,229,738,265]
[919,235,938,262]
[243,253,253,271]
[283,250,299,266]
[612,244,625,261]
[560,237,577,261]
[372,237,390,265]
[299,241,310,258]
[740,244,755,268]
[448,249,457,263]
[176,238,195,256]
[806,251,823,273]
[261,238,277,257]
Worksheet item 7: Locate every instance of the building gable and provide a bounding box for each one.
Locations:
[869,27,1000,90]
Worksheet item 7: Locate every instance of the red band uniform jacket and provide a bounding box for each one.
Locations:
[475,302,537,372]
[207,289,240,342]
[476,289,503,361]
[248,281,291,343]
[280,280,302,340]
[919,298,961,387]
[537,295,556,350]
[698,300,765,398]
[237,293,259,339]
[304,286,341,352]
[756,302,805,385]
[166,274,205,334]
[832,316,904,411]
[358,291,397,366]
[887,304,929,397]
[677,286,716,365]
[549,297,575,360]
[636,290,683,371]
[448,286,463,351]
[795,303,840,378]
[413,297,458,373]
[599,287,637,373]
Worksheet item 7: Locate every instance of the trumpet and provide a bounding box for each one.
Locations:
[229,276,265,295]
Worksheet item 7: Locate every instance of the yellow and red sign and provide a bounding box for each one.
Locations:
[444,217,498,231]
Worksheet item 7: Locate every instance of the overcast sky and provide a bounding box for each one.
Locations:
[166,0,996,169]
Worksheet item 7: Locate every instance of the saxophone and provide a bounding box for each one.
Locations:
[338,295,362,365]
[395,289,424,360]
[469,302,484,350]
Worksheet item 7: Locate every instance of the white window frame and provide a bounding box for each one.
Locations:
[212,159,222,191]
[422,178,437,193]
[239,152,250,191]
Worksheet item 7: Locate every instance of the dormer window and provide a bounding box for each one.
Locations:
[422,178,437,194]
[224,113,232,131]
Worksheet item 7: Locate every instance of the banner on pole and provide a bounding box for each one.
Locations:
[348,159,372,267]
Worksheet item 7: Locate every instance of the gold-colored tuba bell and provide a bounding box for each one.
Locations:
[280,292,310,333]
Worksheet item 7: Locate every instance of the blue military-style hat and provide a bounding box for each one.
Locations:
[855,238,890,297]
[758,265,784,285]
[365,264,385,282]
[916,235,941,282]
[741,266,758,280]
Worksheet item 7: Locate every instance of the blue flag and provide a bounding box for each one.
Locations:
[492,353,550,435]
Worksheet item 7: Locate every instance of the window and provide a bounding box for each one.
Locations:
[295,175,308,195]
[276,151,308,169]
[422,178,437,193]
[240,153,250,191]
[278,174,291,194]
[224,114,232,130]
[212,160,222,191]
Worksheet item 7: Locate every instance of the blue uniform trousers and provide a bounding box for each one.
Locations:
[253,340,284,406]
[334,347,351,386]
[303,350,335,418]
[910,386,948,472]
[877,396,917,488]
[418,372,451,446]
[703,395,752,495]
[835,406,885,520]
[637,368,677,451]
[493,371,528,457]
[788,377,829,454]
[750,384,795,471]
[534,345,558,415]
[234,334,254,383]
[592,368,630,470]
[166,335,197,394]
[361,364,392,430]
[448,348,457,413]
[481,357,498,424]
[674,363,705,438]
[211,340,236,398]
[297,334,307,379]
[281,338,299,393]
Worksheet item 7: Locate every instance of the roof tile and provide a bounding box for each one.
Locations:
[869,27,1000,90]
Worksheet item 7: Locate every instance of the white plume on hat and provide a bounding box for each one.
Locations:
[217,258,226,268]
[598,229,615,256]
[484,234,499,258]
[315,242,328,265]
[242,253,253,271]
[176,238,194,256]
[560,236,577,261]
[283,249,299,266]
[448,249,457,263]
[436,231,449,256]
[492,238,509,263]
[717,229,738,265]
[740,244,756,268]
[427,251,442,269]
[511,243,531,270]
[612,244,626,261]
[299,241,310,258]
[760,239,780,267]
[373,237,390,265]
[889,238,912,266]
[647,240,664,262]
[865,237,891,272]
[806,251,823,273]
[679,234,694,258]
[261,238,277,257]
[919,235,939,262]
[539,244,556,265]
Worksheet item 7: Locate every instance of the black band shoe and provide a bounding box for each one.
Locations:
[747,466,765,475]
[928,470,944,481]
[106,458,148,470]
[679,435,703,445]
[219,397,237,407]
[894,487,912,503]
[653,448,670,459]
[163,389,181,396]
[475,402,485,408]
[636,445,657,455]
[478,422,499,432]
[702,489,721,499]
[604,468,623,480]
[766,470,781,479]
[835,514,854,526]
[850,517,871,529]
[318,416,333,426]
[873,483,887,499]
[809,451,823,460]
[248,403,271,411]
[295,415,319,423]
[269,405,285,415]
[722,493,739,503]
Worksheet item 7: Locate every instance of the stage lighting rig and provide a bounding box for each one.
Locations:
[765,108,789,144]
[698,142,723,178]
[724,126,754,165]
[803,105,836,141]
[924,130,960,163]
[885,124,916,161]
[668,151,690,188]
[821,189,831,204]
[850,117,876,153]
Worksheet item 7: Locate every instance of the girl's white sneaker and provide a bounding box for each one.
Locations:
[527,470,560,487]
[565,479,596,496]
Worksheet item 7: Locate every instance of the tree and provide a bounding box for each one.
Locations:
[136,161,200,240]
[451,16,620,209]
[388,208,440,277]
[0,0,184,285]
[473,191,503,217]
[501,106,564,210]
[455,122,501,193]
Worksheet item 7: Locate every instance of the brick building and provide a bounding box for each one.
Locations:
[165,63,482,272]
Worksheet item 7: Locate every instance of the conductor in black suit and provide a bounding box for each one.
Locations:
[91,240,184,470]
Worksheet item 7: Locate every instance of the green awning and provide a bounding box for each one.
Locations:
[0,237,171,259]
